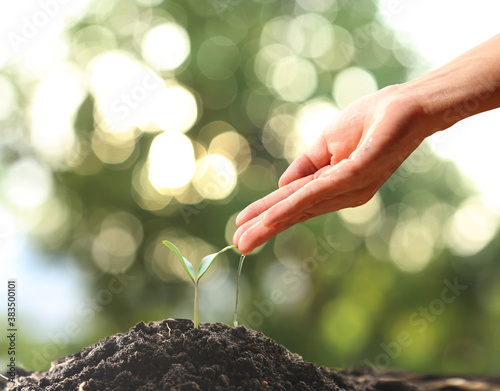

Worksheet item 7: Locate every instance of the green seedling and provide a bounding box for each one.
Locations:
[162,240,235,328]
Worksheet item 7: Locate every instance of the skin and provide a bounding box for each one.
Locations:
[233,34,500,256]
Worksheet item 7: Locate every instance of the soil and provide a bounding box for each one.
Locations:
[1,319,499,391]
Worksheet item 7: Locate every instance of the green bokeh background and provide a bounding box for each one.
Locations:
[1,0,500,376]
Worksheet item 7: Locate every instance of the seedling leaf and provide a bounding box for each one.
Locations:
[197,245,235,281]
[162,240,195,281]
[162,240,238,329]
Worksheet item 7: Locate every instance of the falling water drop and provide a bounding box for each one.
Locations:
[233,254,245,327]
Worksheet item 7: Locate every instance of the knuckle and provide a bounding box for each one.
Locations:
[346,189,372,208]
[345,165,365,187]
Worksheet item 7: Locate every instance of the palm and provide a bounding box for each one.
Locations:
[233,87,426,255]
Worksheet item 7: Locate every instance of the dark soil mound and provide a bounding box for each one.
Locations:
[2,319,499,391]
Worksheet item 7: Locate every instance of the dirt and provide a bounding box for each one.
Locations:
[1,319,499,391]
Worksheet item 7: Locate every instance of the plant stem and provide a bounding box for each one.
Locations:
[233,254,245,327]
[194,280,199,329]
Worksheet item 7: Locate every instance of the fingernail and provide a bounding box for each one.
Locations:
[235,211,245,227]
[232,227,242,246]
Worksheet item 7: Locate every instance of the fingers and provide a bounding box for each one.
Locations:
[278,154,319,188]
[233,172,328,254]
[234,186,373,255]
[233,176,322,254]
[235,175,314,227]
[278,134,331,188]
[233,213,262,247]
[233,211,306,255]
[262,177,331,226]
[233,157,374,254]
[264,159,361,226]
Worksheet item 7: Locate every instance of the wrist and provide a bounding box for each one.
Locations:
[380,82,439,140]
[397,35,500,136]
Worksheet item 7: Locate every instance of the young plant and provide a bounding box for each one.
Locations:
[162,240,235,329]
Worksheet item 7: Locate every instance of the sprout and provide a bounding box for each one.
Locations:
[162,240,235,328]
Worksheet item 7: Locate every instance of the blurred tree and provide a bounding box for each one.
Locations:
[1,0,499,375]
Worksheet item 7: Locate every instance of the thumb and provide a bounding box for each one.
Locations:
[278,134,330,188]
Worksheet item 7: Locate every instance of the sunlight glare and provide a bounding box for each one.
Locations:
[141,22,190,71]
[91,52,197,134]
[154,83,198,133]
[148,130,196,190]
[296,99,339,147]
[90,52,164,134]
[30,64,86,166]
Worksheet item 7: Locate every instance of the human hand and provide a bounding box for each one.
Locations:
[233,85,430,255]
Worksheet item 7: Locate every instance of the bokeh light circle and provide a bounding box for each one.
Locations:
[445,197,499,257]
[4,158,53,209]
[193,154,237,200]
[154,84,198,133]
[295,99,339,147]
[333,66,378,108]
[148,130,196,190]
[271,56,317,102]
[141,22,190,71]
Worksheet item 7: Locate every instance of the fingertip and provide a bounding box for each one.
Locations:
[234,243,248,256]
[235,211,246,227]
[233,214,260,252]
[239,247,250,256]
[233,225,242,246]
[278,164,296,188]
[277,176,289,188]
[237,230,254,256]
[236,207,255,227]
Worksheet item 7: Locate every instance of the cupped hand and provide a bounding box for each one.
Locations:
[233,85,430,255]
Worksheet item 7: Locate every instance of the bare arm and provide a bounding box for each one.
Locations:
[405,34,500,132]
[233,34,500,255]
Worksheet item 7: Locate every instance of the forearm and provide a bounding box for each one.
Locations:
[401,34,500,136]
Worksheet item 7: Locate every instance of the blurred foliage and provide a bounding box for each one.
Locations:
[1,0,500,376]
